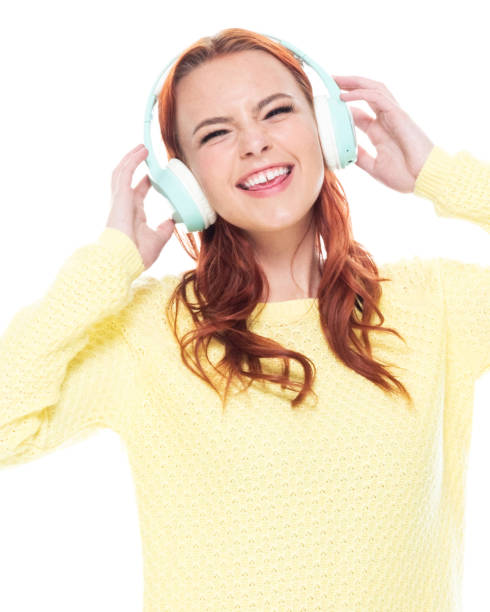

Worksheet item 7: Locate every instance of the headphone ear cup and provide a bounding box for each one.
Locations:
[313,94,340,170]
[166,158,217,230]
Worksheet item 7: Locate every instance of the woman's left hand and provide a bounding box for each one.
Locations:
[333,75,435,193]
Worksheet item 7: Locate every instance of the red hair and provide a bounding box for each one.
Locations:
[157,27,413,411]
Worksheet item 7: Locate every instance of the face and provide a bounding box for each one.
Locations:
[175,49,325,234]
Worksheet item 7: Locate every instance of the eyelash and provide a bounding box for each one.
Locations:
[200,104,295,145]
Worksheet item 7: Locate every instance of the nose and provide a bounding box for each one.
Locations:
[241,143,271,159]
[239,125,272,158]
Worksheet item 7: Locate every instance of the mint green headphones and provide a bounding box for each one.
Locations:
[143,31,358,232]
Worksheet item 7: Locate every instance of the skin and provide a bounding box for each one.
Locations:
[175,49,326,302]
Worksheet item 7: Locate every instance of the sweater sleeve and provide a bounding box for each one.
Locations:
[0,227,146,469]
[413,145,490,381]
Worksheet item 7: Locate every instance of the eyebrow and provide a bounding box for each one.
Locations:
[192,92,294,137]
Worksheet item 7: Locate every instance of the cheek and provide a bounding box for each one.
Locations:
[192,159,217,195]
[200,153,237,195]
[195,149,226,183]
[193,161,236,217]
[304,126,325,171]
[311,148,325,196]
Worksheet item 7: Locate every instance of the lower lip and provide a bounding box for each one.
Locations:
[237,166,294,198]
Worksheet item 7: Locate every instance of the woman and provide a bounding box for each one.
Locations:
[1,27,488,612]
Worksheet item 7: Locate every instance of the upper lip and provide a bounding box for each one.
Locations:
[236,163,293,186]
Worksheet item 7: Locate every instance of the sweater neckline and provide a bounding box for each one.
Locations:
[249,296,319,325]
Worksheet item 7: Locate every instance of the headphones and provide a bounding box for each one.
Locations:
[143,31,358,232]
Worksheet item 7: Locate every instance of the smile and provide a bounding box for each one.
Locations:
[236,165,294,198]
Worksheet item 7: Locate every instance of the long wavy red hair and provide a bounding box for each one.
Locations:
[157,27,413,411]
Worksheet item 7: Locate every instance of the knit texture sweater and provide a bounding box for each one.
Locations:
[0,145,488,611]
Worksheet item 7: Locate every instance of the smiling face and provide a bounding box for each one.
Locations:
[175,49,325,234]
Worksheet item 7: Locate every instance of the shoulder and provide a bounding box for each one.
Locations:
[100,273,183,333]
[131,273,182,301]
[376,255,445,314]
[128,273,182,317]
[378,255,442,287]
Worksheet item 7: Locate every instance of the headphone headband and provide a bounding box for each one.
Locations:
[142,31,357,231]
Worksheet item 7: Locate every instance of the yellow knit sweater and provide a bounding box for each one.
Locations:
[0,145,488,611]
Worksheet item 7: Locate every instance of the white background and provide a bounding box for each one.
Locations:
[0,0,488,610]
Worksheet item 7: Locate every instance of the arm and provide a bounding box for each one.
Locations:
[0,228,145,468]
[414,146,490,381]
[333,75,489,381]
[413,145,490,234]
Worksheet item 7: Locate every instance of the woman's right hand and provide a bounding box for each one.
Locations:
[106,143,176,270]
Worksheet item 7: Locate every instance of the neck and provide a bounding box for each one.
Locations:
[250,212,324,303]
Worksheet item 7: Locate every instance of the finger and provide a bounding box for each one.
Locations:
[157,218,176,232]
[119,146,149,186]
[118,144,145,169]
[332,75,381,89]
[349,106,375,134]
[132,176,152,224]
[155,218,176,243]
[354,144,376,176]
[333,76,397,104]
[340,89,394,114]
[134,174,152,197]
[134,200,147,224]
[112,145,146,189]
[126,143,145,157]
[122,145,148,169]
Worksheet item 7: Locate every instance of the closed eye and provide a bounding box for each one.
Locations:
[199,104,295,145]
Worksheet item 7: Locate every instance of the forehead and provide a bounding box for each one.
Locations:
[175,50,301,130]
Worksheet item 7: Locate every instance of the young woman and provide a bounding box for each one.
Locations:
[1,27,488,612]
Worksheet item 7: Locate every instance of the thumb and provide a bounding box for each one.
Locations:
[155,218,176,240]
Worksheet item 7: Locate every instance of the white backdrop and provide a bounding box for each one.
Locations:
[0,0,488,610]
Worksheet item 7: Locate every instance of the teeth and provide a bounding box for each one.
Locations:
[242,166,290,188]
